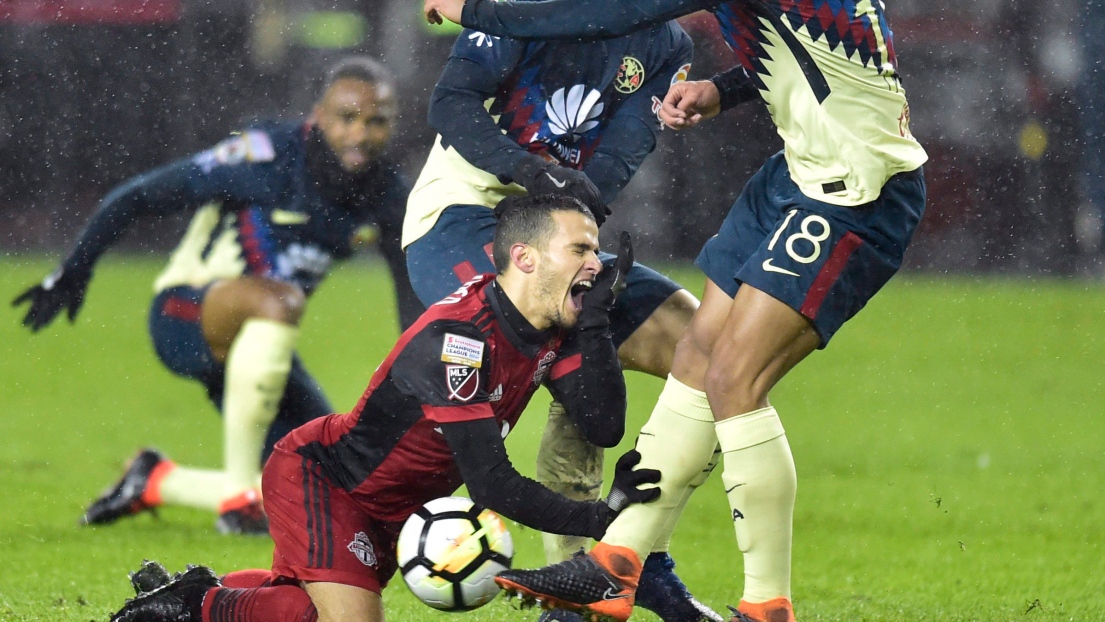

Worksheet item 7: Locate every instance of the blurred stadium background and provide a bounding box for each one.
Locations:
[0,0,1100,276]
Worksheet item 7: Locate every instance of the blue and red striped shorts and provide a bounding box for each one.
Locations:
[696,151,926,346]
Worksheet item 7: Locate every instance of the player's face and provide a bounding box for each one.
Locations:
[533,211,602,329]
[313,78,397,173]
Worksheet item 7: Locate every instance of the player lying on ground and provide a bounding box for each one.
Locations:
[405,17,718,622]
[422,1,928,621]
[12,57,423,535]
[108,194,665,622]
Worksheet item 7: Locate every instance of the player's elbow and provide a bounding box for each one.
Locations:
[577,410,624,448]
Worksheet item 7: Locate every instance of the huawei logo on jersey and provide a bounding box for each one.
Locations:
[545,85,604,143]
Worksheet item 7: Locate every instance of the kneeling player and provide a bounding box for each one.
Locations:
[109,195,663,622]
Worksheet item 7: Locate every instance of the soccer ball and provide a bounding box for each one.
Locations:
[396,496,514,611]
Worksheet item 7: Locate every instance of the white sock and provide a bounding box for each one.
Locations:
[603,375,718,558]
[222,318,297,500]
[716,407,796,602]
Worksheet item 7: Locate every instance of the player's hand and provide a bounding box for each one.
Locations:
[577,231,632,331]
[424,0,465,25]
[605,449,661,513]
[11,265,93,332]
[660,80,722,130]
[511,155,610,225]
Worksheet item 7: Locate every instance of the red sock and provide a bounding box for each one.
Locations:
[202,585,317,622]
[220,570,273,589]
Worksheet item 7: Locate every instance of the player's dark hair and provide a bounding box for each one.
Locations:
[492,194,595,273]
[322,56,396,95]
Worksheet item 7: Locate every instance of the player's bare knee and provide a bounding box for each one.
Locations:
[618,289,697,376]
[703,356,764,416]
[252,283,307,325]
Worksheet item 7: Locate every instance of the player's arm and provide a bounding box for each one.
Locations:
[583,24,693,205]
[444,0,712,41]
[546,230,633,447]
[12,131,279,331]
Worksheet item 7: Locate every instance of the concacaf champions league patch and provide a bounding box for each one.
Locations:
[441,333,484,368]
[446,365,480,402]
[348,532,378,567]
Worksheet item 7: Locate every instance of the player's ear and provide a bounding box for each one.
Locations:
[509,243,537,274]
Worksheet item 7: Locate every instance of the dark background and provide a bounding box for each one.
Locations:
[0,0,1098,275]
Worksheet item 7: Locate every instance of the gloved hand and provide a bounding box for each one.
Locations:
[577,231,633,332]
[604,448,661,513]
[12,265,93,332]
[510,154,611,226]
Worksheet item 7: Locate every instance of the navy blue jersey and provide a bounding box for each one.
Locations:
[458,0,927,206]
[65,121,420,324]
[403,20,692,246]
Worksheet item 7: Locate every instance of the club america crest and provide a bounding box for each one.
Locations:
[615,56,645,94]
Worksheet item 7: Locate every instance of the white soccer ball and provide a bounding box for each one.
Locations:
[396,496,514,611]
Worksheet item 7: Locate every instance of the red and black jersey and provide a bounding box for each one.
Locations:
[280,274,616,531]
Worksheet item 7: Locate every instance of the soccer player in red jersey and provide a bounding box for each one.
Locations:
[108,194,662,622]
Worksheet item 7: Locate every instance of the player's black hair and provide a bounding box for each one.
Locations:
[492,194,596,273]
[321,56,396,95]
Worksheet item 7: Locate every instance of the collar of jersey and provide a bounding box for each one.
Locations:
[486,280,556,357]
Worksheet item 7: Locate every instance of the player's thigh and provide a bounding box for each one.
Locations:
[405,204,498,307]
[616,288,698,377]
[201,276,307,360]
[669,278,739,390]
[303,582,383,622]
[602,252,688,350]
[148,285,222,381]
[696,152,925,346]
[263,448,400,595]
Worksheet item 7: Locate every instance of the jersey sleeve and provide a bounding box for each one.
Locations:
[545,324,626,448]
[711,65,761,112]
[389,319,495,424]
[428,32,530,181]
[63,130,281,272]
[461,0,711,41]
[584,23,694,204]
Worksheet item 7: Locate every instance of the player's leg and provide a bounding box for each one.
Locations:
[204,277,304,513]
[303,583,383,622]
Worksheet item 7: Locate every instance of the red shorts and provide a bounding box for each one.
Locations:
[262,446,402,593]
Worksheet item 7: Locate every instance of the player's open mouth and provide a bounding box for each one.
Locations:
[569,279,593,311]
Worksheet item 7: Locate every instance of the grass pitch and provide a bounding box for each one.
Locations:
[1,255,1102,621]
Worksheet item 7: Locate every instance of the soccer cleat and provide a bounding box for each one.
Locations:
[81,449,170,526]
[129,559,172,595]
[496,542,641,622]
[111,565,220,622]
[636,553,724,622]
[728,598,795,622]
[215,489,269,535]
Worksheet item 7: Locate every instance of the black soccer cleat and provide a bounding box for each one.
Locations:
[635,552,724,622]
[111,565,220,622]
[81,448,168,526]
[495,543,641,622]
[215,502,269,536]
[129,560,172,595]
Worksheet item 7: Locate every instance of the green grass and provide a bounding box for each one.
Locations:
[1,256,1103,621]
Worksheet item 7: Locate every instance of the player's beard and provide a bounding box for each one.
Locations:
[532,264,572,330]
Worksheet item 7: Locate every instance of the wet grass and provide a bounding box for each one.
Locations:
[1,256,1102,621]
